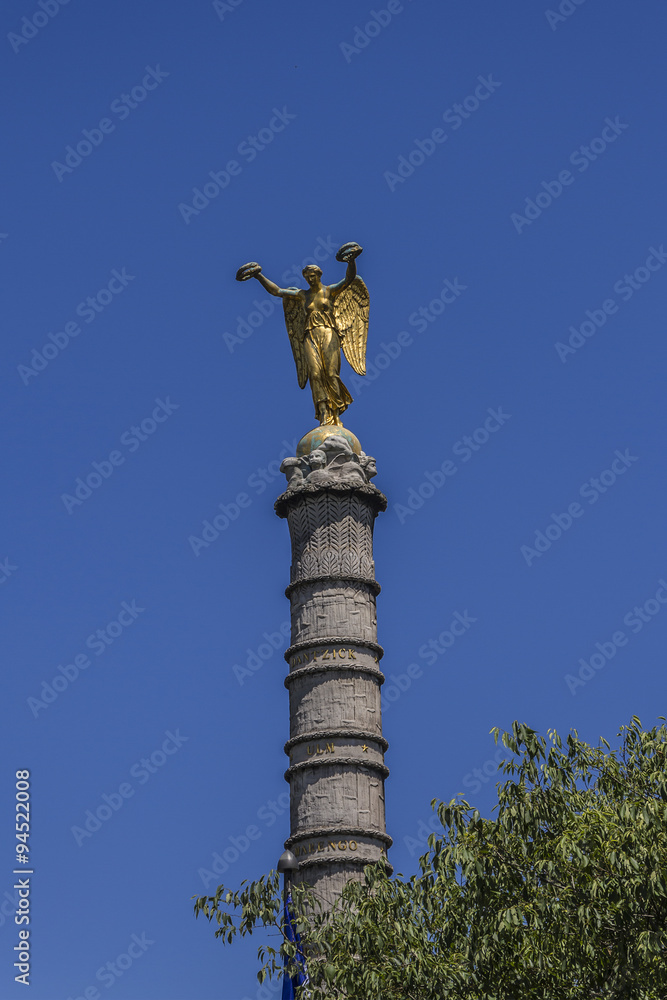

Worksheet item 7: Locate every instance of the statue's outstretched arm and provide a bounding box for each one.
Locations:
[329,242,363,297]
[255,272,300,298]
[329,258,357,297]
[235,261,300,298]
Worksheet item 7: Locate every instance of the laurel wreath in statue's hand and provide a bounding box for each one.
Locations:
[335,242,363,263]
[235,262,262,281]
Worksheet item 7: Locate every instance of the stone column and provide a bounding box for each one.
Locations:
[275,431,391,909]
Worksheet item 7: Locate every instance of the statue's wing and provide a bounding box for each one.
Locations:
[333,277,369,376]
[282,294,308,389]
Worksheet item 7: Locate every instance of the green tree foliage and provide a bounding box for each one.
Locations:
[194,718,667,998]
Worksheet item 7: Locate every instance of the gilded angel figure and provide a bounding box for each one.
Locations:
[236,242,369,426]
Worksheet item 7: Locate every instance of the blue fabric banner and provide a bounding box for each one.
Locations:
[281,891,309,999]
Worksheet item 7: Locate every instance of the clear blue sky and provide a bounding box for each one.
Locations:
[2,0,666,996]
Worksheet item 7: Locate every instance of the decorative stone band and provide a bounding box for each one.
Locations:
[284,636,384,662]
[289,829,394,875]
[285,574,381,598]
[275,482,388,519]
[289,829,393,872]
[286,826,393,849]
[284,729,389,753]
[293,853,393,874]
[285,756,390,780]
[285,662,385,687]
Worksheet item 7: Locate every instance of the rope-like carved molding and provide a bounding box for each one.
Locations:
[285,575,381,598]
[284,729,389,753]
[284,756,390,780]
[284,636,384,661]
[286,827,393,848]
[294,855,394,874]
[284,662,385,687]
[275,482,388,518]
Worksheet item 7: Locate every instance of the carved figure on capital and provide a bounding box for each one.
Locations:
[280,434,378,490]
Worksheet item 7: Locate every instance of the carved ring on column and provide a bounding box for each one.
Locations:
[275,482,388,518]
[286,575,381,598]
[294,854,394,873]
[284,637,384,661]
[284,729,389,753]
[286,826,393,848]
[285,663,385,686]
[285,756,390,780]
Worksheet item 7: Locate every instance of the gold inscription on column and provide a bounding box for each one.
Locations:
[307,743,336,756]
[292,648,359,668]
[295,840,360,856]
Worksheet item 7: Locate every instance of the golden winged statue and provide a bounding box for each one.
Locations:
[236,242,369,426]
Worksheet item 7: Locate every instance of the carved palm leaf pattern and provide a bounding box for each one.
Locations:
[288,494,376,581]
